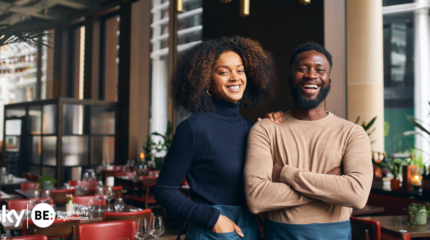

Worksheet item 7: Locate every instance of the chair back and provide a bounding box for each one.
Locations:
[78,220,135,240]
[115,172,136,178]
[403,233,411,240]
[350,216,380,240]
[103,209,152,222]
[73,196,106,205]
[22,172,30,179]
[50,189,76,204]
[68,180,81,187]
[23,218,80,240]
[89,186,122,198]
[12,235,48,240]
[8,199,31,211]
[21,182,39,190]
[30,175,41,182]
[144,177,158,209]
[101,169,122,179]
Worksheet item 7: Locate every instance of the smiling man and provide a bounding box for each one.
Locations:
[244,42,373,240]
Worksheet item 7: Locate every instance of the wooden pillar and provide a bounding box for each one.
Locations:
[84,15,101,100]
[116,2,132,164]
[347,0,384,152]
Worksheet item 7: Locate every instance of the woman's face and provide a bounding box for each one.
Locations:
[211,51,247,103]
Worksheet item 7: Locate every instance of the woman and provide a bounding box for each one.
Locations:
[154,36,278,239]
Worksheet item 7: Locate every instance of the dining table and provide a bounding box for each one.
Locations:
[358,215,430,238]
[15,188,87,198]
[0,204,143,231]
[352,205,384,216]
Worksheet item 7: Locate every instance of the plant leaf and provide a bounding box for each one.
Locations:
[355,116,360,124]
[364,117,377,131]
[406,115,430,135]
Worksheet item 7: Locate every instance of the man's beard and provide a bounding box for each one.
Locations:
[288,79,331,110]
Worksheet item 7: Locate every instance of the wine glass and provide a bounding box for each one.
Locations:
[0,234,12,240]
[95,187,104,212]
[103,187,114,212]
[114,198,125,212]
[41,190,51,204]
[135,218,150,240]
[150,215,165,240]
[29,190,40,206]
[87,199,95,212]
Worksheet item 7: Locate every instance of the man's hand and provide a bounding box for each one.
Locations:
[272,166,283,182]
[212,215,244,237]
[327,167,343,176]
[258,111,284,124]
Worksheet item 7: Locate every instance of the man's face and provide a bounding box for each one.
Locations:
[289,50,331,110]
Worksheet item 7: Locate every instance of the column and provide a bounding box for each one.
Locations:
[347,0,384,152]
[414,0,430,157]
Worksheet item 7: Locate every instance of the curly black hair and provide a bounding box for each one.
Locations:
[171,36,277,112]
[289,42,333,70]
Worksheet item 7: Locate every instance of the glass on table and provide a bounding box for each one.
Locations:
[40,190,52,204]
[7,173,13,183]
[95,187,104,212]
[114,198,125,212]
[104,187,114,212]
[135,218,150,240]
[87,199,95,212]
[29,190,40,206]
[150,215,165,240]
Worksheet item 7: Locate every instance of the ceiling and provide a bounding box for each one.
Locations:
[0,0,132,31]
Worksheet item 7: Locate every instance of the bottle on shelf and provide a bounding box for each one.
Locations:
[423,165,429,193]
[381,151,387,177]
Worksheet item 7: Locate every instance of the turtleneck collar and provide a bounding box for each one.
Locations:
[207,96,242,121]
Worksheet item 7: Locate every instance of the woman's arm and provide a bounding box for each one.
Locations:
[154,121,220,229]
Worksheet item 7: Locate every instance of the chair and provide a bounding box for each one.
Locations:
[8,199,32,211]
[148,170,160,177]
[50,189,76,204]
[101,169,122,179]
[73,195,106,205]
[23,217,80,240]
[30,175,41,182]
[126,177,163,210]
[89,186,123,198]
[350,216,406,240]
[12,235,48,240]
[78,220,135,240]
[22,172,30,179]
[103,208,152,222]
[21,182,39,190]
[68,180,81,187]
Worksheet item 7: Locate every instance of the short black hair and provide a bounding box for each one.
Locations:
[289,42,333,70]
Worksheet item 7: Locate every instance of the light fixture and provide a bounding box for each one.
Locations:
[175,0,183,13]
[240,0,250,17]
[220,0,232,3]
[300,0,311,5]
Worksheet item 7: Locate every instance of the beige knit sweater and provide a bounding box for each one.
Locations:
[244,111,373,224]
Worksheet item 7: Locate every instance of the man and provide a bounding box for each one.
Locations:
[244,42,373,240]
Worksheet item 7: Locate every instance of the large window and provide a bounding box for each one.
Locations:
[383,13,415,154]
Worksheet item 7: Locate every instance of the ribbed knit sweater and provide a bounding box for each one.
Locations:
[154,97,254,229]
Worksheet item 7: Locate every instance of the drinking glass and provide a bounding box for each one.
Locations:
[104,187,114,211]
[95,187,104,212]
[114,198,125,212]
[87,198,95,212]
[135,218,150,240]
[41,190,51,204]
[7,174,13,183]
[0,234,12,240]
[29,190,40,207]
[150,215,165,240]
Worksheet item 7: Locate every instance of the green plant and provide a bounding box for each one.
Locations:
[355,116,377,143]
[375,158,407,180]
[35,175,57,190]
[405,201,430,226]
[143,135,155,155]
[152,121,173,152]
[0,24,50,49]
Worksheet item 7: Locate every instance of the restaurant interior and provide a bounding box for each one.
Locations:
[0,0,430,239]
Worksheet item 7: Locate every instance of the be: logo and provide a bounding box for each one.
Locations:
[31,203,55,228]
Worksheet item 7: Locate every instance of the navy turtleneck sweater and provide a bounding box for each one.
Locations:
[154,97,254,229]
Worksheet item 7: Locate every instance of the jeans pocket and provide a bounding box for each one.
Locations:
[205,225,249,240]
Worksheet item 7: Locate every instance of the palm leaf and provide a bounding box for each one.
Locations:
[364,117,377,131]
[406,115,430,136]
[0,24,50,50]
[355,116,360,124]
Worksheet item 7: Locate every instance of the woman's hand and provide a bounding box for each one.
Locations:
[258,111,284,124]
[212,215,244,237]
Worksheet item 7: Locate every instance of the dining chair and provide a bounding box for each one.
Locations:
[126,176,165,219]
[68,180,81,187]
[103,208,152,222]
[12,235,48,240]
[73,195,106,205]
[89,186,123,199]
[148,170,160,177]
[350,216,406,240]
[50,189,76,204]
[78,220,135,240]
[101,169,122,179]
[8,199,32,211]
[22,172,30,179]
[21,182,39,190]
[23,217,80,240]
[30,175,41,182]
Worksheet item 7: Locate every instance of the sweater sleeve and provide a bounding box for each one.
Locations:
[244,122,314,214]
[279,126,373,209]
[154,121,220,229]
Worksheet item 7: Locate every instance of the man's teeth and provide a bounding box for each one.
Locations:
[228,86,240,90]
[304,85,319,89]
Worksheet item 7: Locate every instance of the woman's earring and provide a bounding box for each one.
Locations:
[206,88,214,96]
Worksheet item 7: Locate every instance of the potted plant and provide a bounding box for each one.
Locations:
[143,121,173,169]
[36,175,56,190]
[65,194,74,215]
[376,158,406,191]
[406,202,430,226]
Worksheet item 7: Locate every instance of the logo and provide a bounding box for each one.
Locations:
[1,205,26,227]
[30,203,55,228]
